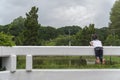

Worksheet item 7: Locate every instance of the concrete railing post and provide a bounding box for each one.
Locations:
[26,55,32,72]
[10,55,16,73]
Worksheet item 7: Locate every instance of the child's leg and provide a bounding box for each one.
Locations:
[94,49,100,64]
[95,57,100,64]
[102,58,105,64]
[99,49,104,64]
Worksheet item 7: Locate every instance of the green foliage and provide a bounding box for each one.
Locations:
[23,6,40,45]
[57,25,82,35]
[54,35,70,46]
[109,0,120,36]
[9,16,25,36]
[39,26,58,41]
[95,27,109,45]
[73,24,95,46]
[0,24,9,34]
[33,56,87,69]
[45,35,72,46]
[0,32,15,46]
[9,16,25,45]
[0,17,25,45]
[17,56,120,69]
[105,34,120,46]
[17,56,26,69]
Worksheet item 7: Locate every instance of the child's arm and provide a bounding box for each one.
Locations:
[90,41,93,46]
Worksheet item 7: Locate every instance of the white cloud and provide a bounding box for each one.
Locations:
[0,0,36,24]
[49,5,95,27]
[37,0,116,28]
[0,0,116,28]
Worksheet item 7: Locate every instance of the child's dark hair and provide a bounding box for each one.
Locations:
[91,34,98,40]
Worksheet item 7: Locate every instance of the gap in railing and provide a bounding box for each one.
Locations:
[32,56,120,69]
[16,55,120,69]
[17,56,26,69]
[32,56,95,69]
[33,56,86,69]
[0,57,6,71]
[105,56,120,66]
[0,57,2,70]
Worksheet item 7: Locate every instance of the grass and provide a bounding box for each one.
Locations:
[17,56,26,69]
[17,56,120,69]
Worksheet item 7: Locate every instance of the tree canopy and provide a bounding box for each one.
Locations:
[0,32,15,46]
[23,6,40,45]
[109,0,120,36]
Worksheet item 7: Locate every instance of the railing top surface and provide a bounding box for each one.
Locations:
[0,46,120,56]
[0,46,120,48]
[8,46,120,48]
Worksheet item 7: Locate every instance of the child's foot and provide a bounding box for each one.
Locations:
[95,57,100,64]
[102,59,105,64]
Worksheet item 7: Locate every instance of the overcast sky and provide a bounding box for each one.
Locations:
[0,0,116,28]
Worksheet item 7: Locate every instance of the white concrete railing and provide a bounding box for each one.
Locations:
[1,46,120,56]
[0,46,120,80]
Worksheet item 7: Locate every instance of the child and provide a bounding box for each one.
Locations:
[90,34,105,64]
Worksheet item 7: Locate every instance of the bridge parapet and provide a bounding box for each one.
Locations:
[0,46,120,72]
[0,46,120,80]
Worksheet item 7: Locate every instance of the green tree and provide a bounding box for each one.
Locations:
[8,16,25,45]
[0,24,9,34]
[0,32,15,46]
[23,6,40,45]
[55,26,82,46]
[73,24,95,46]
[105,34,120,46]
[95,27,109,45]
[45,35,72,46]
[0,25,4,32]
[57,25,81,35]
[9,16,25,36]
[109,0,120,36]
[39,26,58,41]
